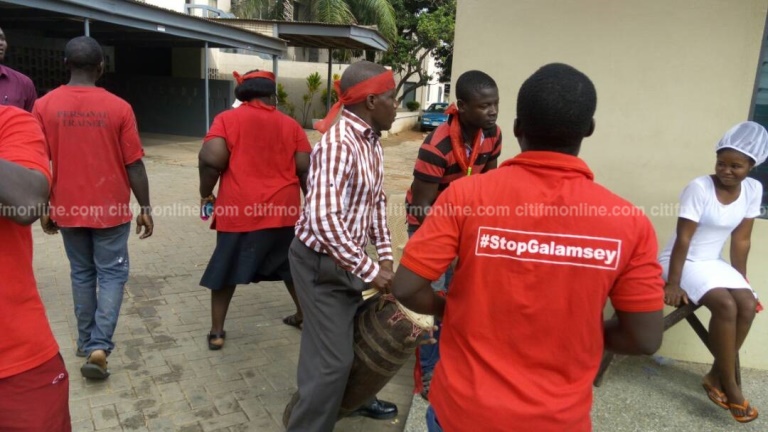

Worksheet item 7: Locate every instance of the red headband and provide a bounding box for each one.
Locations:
[232,70,275,85]
[314,70,395,133]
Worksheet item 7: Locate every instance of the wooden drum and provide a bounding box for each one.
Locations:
[283,293,433,425]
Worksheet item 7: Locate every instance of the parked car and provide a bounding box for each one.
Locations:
[419,102,449,132]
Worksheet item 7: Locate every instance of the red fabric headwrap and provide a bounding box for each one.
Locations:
[232,70,276,85]
[313,69,395,133]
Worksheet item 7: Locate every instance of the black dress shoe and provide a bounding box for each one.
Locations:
[350,398,398,420]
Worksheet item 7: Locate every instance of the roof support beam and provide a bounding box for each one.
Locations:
[275,22,388,51]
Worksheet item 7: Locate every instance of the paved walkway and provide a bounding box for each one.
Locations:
[404,354,768,432]
[34,131,425,431]
[37,130,768,432]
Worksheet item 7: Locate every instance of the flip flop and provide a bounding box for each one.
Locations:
[80,350,110,380]
[80,362,110,379]
[729,400,758,423]
[282,314,303,330]
[207,331,226,350]
[702,383,729,410]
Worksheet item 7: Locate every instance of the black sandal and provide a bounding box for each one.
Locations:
[207,331,226,350]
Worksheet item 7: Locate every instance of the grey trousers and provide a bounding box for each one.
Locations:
[285,238,370,432]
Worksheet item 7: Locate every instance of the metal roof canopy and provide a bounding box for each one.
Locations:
[215,19,389,52]
[0,0,287,55]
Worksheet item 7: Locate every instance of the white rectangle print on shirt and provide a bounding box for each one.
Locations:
[475,227,622,270]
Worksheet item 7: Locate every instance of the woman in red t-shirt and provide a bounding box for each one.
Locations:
[198,70,312,350]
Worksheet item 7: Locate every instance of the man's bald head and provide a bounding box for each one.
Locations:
[64,36,103,70]
[339,61,389,94]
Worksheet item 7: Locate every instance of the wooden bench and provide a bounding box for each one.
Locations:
[593,303,741,387]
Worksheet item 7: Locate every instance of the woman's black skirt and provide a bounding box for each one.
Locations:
[200,226,295,290]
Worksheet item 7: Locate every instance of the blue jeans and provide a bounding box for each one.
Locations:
[61,223,131,355]
[426,405,443,432]
[407,226,454,376]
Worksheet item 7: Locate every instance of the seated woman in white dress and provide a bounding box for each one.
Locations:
[659,121,768,424]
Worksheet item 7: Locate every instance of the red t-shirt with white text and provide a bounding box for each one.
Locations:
[400,151,664,432]
[33,86,144,228]
[204,101,312,232]
[0,106,59,378]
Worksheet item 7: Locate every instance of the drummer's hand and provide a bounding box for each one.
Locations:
[663,282,688,307]
[379,259,393,273]
[371,266,394,293]
[419,325,439,345]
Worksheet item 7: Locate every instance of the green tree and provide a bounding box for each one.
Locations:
[230,0,273,19]
[381,0,455,102]
[231,0,396,42]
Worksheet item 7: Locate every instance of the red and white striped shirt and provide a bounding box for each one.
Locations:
[296,110,393,283]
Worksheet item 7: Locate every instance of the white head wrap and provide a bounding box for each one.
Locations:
[715,121,768,166]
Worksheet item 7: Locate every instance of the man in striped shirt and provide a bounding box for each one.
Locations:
[285,61,400,431]
[405,70,501,399]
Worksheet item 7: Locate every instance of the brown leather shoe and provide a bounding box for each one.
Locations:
[81,349,110,379]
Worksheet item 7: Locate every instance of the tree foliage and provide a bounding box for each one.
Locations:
[381,0,455,102]
[230,0,273,19]
[231,0,396,42]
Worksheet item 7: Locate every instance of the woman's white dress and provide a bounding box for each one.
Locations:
[658,175,762,304]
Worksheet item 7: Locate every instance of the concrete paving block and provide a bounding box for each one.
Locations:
[35,132,428,432]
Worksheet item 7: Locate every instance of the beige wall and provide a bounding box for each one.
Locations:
[454,0,768,368]
[209,50,353,127]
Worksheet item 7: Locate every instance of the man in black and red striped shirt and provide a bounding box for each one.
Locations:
[405,70,502,399]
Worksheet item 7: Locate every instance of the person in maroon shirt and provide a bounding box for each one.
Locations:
[0,27,37,112]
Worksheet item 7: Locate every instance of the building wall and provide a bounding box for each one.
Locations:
[454,0,768,368]
[210,50,427,131]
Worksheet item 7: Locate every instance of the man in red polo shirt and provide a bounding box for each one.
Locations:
[33,36,153,380]
[392,63,664,432]
[0,105,70,431]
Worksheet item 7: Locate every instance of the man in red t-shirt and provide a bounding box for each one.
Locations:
[33,36,153,380]
[392,63,664,432]
[198,70,311,350]
[0,106,71,431]
[405,70,501,399]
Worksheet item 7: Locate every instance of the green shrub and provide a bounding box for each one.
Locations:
[406,101,420,111]
[277,83,295,118]
[301,72,322,127]
[320,73,341,115]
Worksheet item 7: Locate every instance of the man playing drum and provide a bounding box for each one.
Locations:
[285,61,400,431]
[392,63,665,432]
